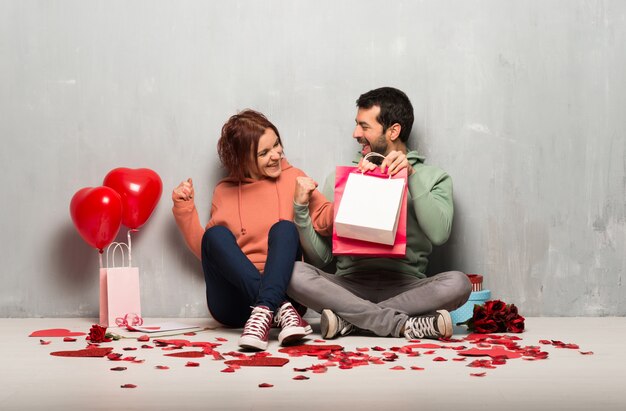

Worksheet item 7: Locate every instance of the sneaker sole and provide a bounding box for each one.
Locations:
[278,325,313,345]
[238,335,268,351]
[436,309,453,338]
[320,309,338,339]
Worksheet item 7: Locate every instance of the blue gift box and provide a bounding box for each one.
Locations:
[450,289,491,325]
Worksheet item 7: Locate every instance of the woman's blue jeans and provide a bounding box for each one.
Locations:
[201,220,302,327]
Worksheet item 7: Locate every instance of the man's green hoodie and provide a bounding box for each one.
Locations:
[294,151,453,279]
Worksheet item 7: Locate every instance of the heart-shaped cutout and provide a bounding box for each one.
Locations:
[164,351,205,358]
[224,357,289,367]
[278,344,344,356]
[457,346,522,359]
[50,347,114,357]
[30,328,87,337]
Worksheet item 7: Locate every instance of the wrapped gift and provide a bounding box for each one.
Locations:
[450,274,489,325]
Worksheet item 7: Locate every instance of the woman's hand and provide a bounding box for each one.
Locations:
[172,178,195,203]
[294,176,318,205]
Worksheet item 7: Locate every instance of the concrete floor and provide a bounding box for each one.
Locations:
[1,316,625,411]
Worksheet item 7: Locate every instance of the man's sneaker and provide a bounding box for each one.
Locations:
[275,302,313,345]
[238,306,273,351]
[320,309,355,339]
[403,310,453,340]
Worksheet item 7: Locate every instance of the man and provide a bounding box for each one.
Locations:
[289,87,471,340]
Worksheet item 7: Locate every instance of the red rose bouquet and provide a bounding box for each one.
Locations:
[460,300,525,333]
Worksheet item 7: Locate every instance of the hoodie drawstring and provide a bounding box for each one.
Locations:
[274,180,282,222]
[238,182,246,235]
[236,164,288,236]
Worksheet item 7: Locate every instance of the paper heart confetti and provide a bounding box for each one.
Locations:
[278,344,344,356]
[164,351,205,358]
[457,346,522,359]
[406,343,445,349]
[154,339,192,347]
[50,347,114,357]
[30,329,86,338]
[224,357,289,367]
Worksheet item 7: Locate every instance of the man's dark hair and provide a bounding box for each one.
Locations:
[356,87,414,143]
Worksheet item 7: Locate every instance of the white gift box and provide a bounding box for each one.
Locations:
[335,172,405,245]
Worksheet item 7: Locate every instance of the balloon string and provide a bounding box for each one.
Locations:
[99,252,103,269]
[127,230,132,268]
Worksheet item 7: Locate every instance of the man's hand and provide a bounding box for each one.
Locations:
[358,150,414,176]
[294,176,318,205]
[172,178,195,203]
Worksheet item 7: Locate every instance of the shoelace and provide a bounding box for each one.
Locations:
[338,318,353,335]
[408,316,436,338]
[275,304,300,328]
[242,308,272,338]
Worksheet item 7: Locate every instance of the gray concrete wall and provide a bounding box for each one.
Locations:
[1,0,624,317]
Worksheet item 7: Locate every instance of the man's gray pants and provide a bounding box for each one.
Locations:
[287,261,472,338]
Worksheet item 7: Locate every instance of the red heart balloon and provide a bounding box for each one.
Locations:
[70,186,123,252]
[103,168,163,229]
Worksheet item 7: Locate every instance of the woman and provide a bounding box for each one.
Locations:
[172,109,333,350]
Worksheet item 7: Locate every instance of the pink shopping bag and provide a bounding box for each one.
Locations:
[332,164,408,258]
[99,243,141,327]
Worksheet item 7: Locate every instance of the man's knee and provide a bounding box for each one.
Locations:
[288,262,315,293]
[448,271,472,300]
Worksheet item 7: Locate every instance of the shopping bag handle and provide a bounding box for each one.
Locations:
[105,242,131,268]
[362,152,392,179]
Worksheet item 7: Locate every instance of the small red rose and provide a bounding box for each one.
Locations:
[88,324,107,343]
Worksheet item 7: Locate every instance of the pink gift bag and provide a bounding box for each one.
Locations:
[332,154,408,257]
[99,243,141,327]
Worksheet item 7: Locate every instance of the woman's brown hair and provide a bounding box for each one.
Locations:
[217,110,282,180]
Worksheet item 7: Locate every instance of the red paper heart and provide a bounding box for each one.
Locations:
[50,347,114,357]
[154,339,191,347]
[164,351,205,358]
[458,346,522,359]
[406,343,444,349]
[278,344,343,356]
[30,329,87,337]
[103,167,162,229]
[224,357,289,367]
[190,341,221,348]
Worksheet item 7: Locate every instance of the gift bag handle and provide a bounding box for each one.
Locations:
[362,152,392,179]
[98,230,135,269]
[102,241,132,268]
